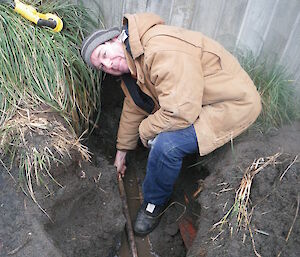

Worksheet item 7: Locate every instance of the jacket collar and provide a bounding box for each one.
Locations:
[123,44,137,77]
[123,15,144,59]
[123,45,145,84]
[123,13,164,60]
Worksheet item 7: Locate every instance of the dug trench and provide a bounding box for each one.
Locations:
[0,75,299,257]
[84,76,300,257]
[76,75,210,257]
[0,75,207,257]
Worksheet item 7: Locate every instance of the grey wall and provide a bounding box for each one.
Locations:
[77,0,300,93]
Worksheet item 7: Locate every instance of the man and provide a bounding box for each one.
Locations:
[81,13,261,236]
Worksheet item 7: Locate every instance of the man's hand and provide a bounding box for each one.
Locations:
[114,150,127,177]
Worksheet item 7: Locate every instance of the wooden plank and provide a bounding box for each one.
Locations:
[75,0,104,26]
[123,0,148,14]
[103,0,125,27]
[110,0,125,27]
[235,0,275,56]
[215,0,249,50]
[279,14,300,74]
[146,0,173,24]
[259,0,300,62]
[79,0,124,27]
[296,76,300,95]
[168,0,196,28]
[280,12,300,93]
[190,0,225,38]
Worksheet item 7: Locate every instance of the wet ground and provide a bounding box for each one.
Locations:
[1,74,299,257]
[0,153,126,257]
[88,74,205,256]
[188,122,300,257]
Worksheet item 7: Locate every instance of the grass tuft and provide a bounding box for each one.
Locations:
[212,153,281,257]
[236,50,300,131]
[0,1,103,204]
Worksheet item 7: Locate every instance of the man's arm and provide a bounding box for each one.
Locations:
[117,95,147,150]
[115,95,146,176]
[139,49,204,141]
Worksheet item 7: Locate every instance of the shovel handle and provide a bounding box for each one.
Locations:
[118,174,138,257]
[118,175,138,257]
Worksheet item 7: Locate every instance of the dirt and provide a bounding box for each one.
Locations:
[188,123,300,257]
[86,75,300,257]
[0,121,126,257]
[90,75,195,257]
[1,74,300,257]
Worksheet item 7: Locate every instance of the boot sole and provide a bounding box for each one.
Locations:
[133,220,160,237]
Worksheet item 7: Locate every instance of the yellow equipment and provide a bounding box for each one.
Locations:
[3,0,63,32]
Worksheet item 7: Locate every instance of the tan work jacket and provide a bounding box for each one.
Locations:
[116,13,261,156]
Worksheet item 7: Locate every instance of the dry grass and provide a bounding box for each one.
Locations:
[0,106,90,218]
[212,153,282,257]
[0,0,102,212]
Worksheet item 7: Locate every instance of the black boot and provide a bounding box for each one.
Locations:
[134,202,165,236]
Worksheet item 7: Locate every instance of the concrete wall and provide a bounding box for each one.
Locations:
[76,0,300,93]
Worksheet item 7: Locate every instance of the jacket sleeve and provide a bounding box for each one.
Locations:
[139,50,204,141]
[116,95,147,150]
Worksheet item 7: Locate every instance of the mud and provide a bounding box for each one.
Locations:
[0,143,126,257]
[91,74,199,257]
[90,75,300,257]
[188,123,300,257]
[1,73,299,257]
[43,157,126,257]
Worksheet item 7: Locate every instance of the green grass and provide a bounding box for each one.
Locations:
[0,0,103,205]
[0,0,102,134]
[237,50,300,131]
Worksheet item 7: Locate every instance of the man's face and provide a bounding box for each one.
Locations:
[90,38,129,76]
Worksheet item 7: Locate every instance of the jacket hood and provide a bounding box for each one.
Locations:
[123,13,164,59]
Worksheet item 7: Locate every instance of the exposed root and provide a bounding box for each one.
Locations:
[279,155,298,181]
[213,153,281,230]
[0,158,16,183]
[0,106,90,219]
[212,153,282,257]
[7,232,32,255]
[276,193,300,257]
[285,193,300,242]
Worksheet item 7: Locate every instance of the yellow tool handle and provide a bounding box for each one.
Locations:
[13,0,63,32]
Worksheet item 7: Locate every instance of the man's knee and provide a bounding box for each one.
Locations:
[151,132,178,159]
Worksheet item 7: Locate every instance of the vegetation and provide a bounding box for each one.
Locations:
[0,0,103,204]
[237,50,300,131]
[212,153,283,257]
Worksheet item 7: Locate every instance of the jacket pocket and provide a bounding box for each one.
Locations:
[202,51,222,77]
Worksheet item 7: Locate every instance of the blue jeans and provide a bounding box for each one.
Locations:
[142,125,198,206]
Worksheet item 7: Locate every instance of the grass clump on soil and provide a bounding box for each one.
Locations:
[212,153,282,257]
[211,153,300,257]
[0,0,103,205]
[237,51,300,131]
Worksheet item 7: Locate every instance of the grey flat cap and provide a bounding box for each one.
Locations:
[81,27,121,68]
